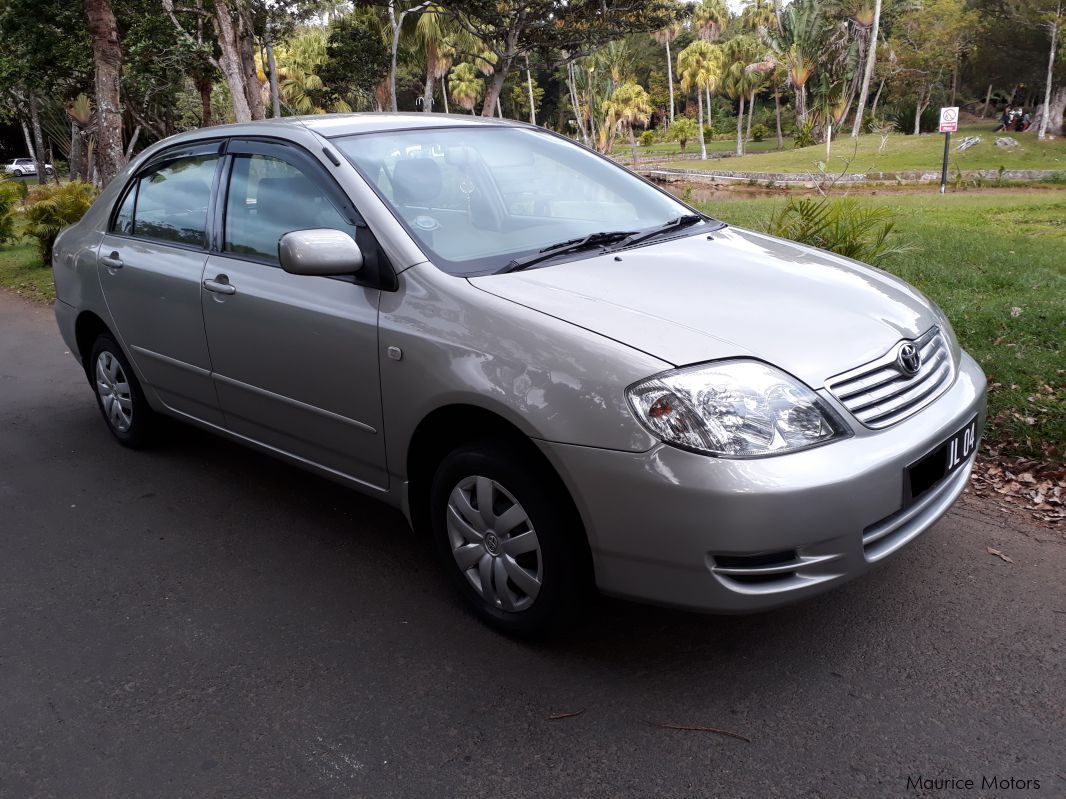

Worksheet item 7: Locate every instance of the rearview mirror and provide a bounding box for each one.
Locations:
[279,229,363,276]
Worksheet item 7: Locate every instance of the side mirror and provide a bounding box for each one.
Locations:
[278,229,363,276]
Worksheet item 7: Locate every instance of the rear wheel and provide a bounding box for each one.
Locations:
[430,440,586,636]
[89,334,158,448]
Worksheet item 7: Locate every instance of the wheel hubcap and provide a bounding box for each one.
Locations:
[95,351,133,433]
[446,475,542,612]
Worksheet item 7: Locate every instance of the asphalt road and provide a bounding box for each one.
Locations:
[1,291,1063,799]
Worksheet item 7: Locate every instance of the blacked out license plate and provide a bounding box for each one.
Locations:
[907,415,978,503]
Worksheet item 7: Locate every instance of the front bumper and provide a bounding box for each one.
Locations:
[539,351,987,612]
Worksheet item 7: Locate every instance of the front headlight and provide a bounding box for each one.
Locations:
[627,359,851,458]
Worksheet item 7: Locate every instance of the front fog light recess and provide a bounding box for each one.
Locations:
[627,359,850,457]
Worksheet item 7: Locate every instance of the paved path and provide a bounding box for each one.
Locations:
[0,291,1062,798]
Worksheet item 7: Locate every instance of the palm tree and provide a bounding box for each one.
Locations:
[740,0,779,34]
[765,0,825,127]
[723,36,764,156]
[850,0,882,136]
[603,80,653,165]
[677,40,723,160]
[652,23,682,123]
[415,6,476,112]
[448,62,483,114]
[693,0,729,42]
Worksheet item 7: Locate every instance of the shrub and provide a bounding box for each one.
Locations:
[0,181,24,244]
[23,181,96,265]
[765,196,911,266]
[792,117,816,148]
[751,123,768,142]
[703,124,714,140]
[668,117,699,151]
[639,129,656,147]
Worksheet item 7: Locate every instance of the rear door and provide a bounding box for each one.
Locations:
[200,139,388,490]
[97,141,224,425]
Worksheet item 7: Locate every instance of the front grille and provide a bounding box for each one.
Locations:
[826,327,953,429]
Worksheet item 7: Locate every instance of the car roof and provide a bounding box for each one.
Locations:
[183,112,526,141]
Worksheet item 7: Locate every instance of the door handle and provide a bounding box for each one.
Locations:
[203,276,237,296]
[100,251,123,269]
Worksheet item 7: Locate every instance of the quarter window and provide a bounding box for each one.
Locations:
[224,154,358,264]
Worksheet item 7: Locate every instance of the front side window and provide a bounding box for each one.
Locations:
[224,154,358,264]
[333,127,708,275]
[126,154,218,247]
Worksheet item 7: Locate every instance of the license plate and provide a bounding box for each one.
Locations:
[906,414,978,503]
[944,415,979,476]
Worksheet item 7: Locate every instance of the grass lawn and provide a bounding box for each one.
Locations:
[619,137,788,159]
[0,241,53,302]
[664,123,1066,176]
[689,189,1065,461]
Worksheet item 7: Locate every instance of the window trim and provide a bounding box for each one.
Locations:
[107,139,227,251]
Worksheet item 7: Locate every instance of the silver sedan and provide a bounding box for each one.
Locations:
[51,114,985,635]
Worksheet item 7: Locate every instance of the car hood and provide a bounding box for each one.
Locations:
[468,226,939,387]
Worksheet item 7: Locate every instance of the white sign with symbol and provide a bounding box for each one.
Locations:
[939,107,959,133]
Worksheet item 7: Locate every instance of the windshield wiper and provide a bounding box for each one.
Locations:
[608,214,706,251]
[501,230,636,273]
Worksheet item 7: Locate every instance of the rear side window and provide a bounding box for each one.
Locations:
[223,154,358,264]
[118,154,219,248]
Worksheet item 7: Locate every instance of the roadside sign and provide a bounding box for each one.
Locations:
[938,107,959,133]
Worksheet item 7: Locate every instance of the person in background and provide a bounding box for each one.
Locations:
[994,106,1013,132]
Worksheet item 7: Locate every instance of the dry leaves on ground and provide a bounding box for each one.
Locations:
[970,450,1064,527]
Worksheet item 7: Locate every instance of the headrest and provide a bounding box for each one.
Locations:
[391,158,442,205]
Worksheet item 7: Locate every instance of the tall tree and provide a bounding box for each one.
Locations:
[84,0,124,186]
[602,79,652,163]
[677,39,722,159]
[432,0,681,117]
[652,20,682,123]
[851,0,882,136]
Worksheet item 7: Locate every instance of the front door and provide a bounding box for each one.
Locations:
[200,140,387,489]
[97,142,224,426]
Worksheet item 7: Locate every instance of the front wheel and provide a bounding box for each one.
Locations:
[11,169,21,177]
[430,441,587,636]
[89,334,158,448]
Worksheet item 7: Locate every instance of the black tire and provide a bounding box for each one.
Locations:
[89,333,158,448]
[430,439,587,637]
[12,169,21,177]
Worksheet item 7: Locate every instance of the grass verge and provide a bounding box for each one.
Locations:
[691,190,1065,462]
[665,123,1066,175]
[0,241,53,302]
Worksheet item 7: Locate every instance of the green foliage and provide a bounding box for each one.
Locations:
[703,124,714,139]
[765,196,910,266]
[22,181,96,265]
[640,129,656,146]
[792,117,817,147]
[751,123,768,142]
[321,16,389,110]
[668,116,699,150]
[0,181,23,244]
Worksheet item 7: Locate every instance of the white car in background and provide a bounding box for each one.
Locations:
[4,157,54,177]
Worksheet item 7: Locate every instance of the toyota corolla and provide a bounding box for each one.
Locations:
[51,114,986,634]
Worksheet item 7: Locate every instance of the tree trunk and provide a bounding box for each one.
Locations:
[21,119,36,164]
[851,0,881,137]
[84,0,125,187]
[1037,6,1061,140]
[212,0,252,122]
[629,128,638,166]
[124,125,141,161]
[265,29,281,118]
[423,70,435,112]
[70,123,83,181]
[481,60,510,117]
[746,93,755,141]
[389,0,400,112]
[981,83,993,118]
[698,91,707,160]
[567,62,588,145]
[197,77,214,126]
[796,83,807,126]
[1031,84,1066,137]
[705,85,712,129]
[441,77,449,113]
[665,40,675,123]
[29,93,47,185]
[773,84,783,147]
[870,78,885,118]
[237,7,263,120]
[735,95,744,156]
[525,56,536,125]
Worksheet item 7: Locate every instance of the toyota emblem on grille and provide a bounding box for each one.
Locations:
[896,342,922,376]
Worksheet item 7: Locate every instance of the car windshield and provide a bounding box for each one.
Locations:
[333,126,711,275]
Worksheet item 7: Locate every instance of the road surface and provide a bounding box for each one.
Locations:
[0,291,1062,798]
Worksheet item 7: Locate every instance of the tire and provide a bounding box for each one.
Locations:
[89,333,158,448]
[430,440,587,637]
[12,169,21,177]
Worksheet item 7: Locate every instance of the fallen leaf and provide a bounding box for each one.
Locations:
[547,709,586,721]
[648,721,751,743]
[986,547,1014,563]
